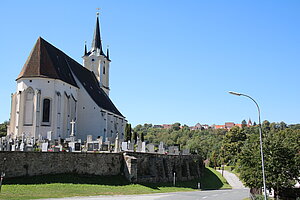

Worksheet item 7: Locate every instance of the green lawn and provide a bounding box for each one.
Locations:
[201,167,231,190]
[0,167,231,199]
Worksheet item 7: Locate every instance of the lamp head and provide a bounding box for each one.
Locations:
[228,91,242,96]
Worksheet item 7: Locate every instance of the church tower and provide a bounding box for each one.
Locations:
[83,13,111,96]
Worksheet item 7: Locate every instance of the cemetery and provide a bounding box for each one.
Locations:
[0,132,203,184]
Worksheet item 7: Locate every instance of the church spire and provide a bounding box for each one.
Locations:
[106,45,110,61]
[91,12,103,54]
[84,41,87,56]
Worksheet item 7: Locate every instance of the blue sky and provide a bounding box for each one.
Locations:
[0,0,299,126]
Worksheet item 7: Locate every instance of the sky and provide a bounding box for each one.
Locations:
[0,0,299,127]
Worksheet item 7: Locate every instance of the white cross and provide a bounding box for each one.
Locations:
[70,120,76,136]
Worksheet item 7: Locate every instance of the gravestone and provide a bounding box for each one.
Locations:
[25,145,33,152]
[97,136,103,144]
[94,143,100,151]
[136,140,142,152]
[74,143,81,151]
[121,142,128,151]
[169,146,180,155]
[57,137,61,145]
[101,144,109,151]
[87,135,93,143]
[174,146,180,155]
[19,142,25,151]
[141,142,146,153]
[128,142,134,152]
[0,138,2,151]
[182,149,190,155]
[70,136,76,142]
[147,144,155,153]
[11,145,16,151]
[42,142,48,152]
[158,142,165,154]
[87,143,94,151]
[114,133,120,153]
[3,139,9,151]
[38,134,42,142]
[47,131,52,141]
[69,142,81,152]
[30,137,35,145]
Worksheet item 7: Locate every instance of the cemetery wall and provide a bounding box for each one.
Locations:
[123,152,203,183]
[0,151,203,183]
[0,151,123,178]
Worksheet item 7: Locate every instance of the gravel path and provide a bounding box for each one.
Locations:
[216,170,246,189]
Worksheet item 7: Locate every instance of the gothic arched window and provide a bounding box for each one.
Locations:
[42,98,51,124]
[103,66,105,74]
[24,87,34,125]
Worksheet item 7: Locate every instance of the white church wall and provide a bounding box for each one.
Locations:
[13,78,78,140]
[76,79,104,141]
[75,75,124,142]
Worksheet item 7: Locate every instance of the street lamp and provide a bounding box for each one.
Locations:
[228,91,267,200]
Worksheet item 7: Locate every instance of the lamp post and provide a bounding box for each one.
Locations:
[228,91,267,200]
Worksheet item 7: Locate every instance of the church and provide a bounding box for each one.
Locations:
[7,14,127,142]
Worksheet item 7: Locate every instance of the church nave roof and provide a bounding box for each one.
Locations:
[17,37,123,117]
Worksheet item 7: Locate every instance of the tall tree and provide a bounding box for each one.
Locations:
[132,131,138,143]
[222,126,246,165]
[124,123,132,142]
[0,121,8,137]
[140,132,145,142]
[238,128,300,198]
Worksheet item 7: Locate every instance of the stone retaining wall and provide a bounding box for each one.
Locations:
[0,151,123,178]
[124,152,203,183]
[0,151,203,183]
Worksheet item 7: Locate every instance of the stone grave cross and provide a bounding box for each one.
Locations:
[70,120,75,136]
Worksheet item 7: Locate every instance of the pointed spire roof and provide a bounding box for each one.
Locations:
[106,46,110,61]
[84,41,87,56]
[91,14,103,54]
[17,37,78,87]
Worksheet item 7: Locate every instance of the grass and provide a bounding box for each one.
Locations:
[0,167,231,199]
[201,167,231,190]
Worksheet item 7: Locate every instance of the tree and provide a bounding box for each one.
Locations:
[237,133,262,189]
[172,123,181,131]
[241,119,247,128]
[140,132,145,142]
[0,121,8,137]
[279,121,287,130]
[124,123,132,142]
[222,126,246,165]
[264,129,300,197]
[262,120,271,132]
[238,128,300,198]
[132,131,138,143]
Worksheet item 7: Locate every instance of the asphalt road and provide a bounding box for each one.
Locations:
[43,189,250,200]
